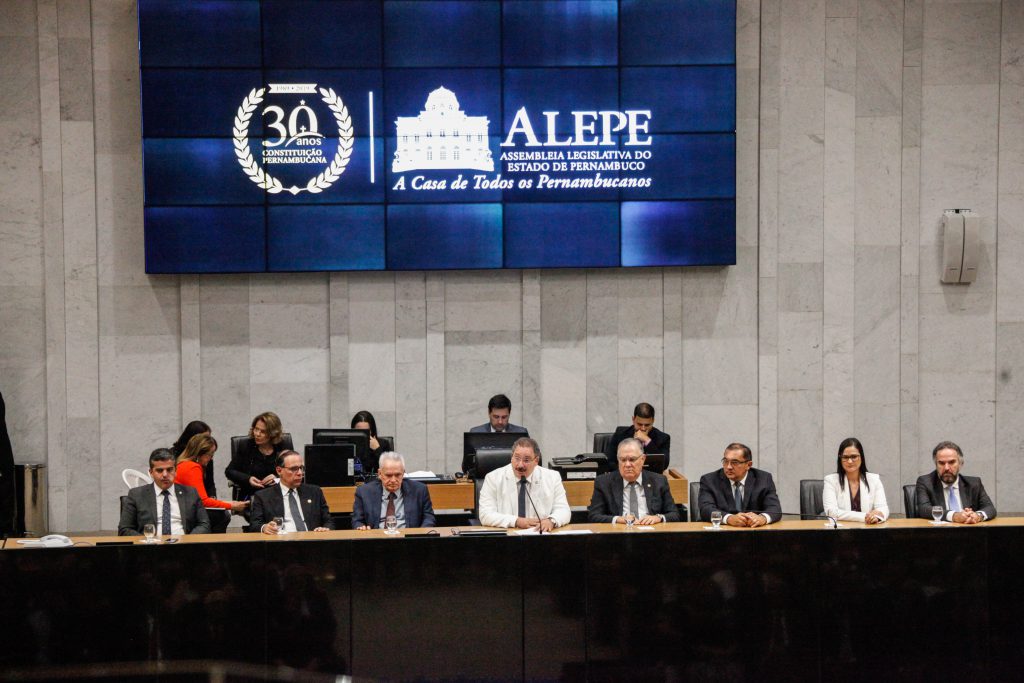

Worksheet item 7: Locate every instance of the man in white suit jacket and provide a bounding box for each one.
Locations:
[478,437,570,531]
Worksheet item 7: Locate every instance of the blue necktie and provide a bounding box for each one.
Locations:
[161,490,171,535]
[948,486,961,512]
[734,483,743,512]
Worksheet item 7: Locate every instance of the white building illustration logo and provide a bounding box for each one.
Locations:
[392,87,493,173]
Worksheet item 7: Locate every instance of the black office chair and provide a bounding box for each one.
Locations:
[228,432,295,501]
[470,449,514,524]
[689,481,701,522]
[799,479,825,519]
[903,484,917,519]
[379,436,395,452]
[593,432,614,456]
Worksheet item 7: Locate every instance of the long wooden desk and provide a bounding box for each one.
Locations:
[4,517,1023,680]
[322,469,690,512]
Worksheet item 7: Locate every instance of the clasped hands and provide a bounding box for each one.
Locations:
[726,511,768,528]
[952,508,984,524]
[261,520,329,535]
[249,475,276,489]
[515,516,555,532]
[615,515,662,526]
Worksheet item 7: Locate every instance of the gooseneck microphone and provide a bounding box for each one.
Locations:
[521,475,544,534]
[771,511,839,528]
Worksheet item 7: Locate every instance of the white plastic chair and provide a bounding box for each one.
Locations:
[122,468,153,489]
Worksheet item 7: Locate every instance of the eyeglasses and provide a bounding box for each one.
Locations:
[281,465,305,473]
[619,456,644,464]
[511,456,536,465]
[722,458,750,467]
[840,455,861,462]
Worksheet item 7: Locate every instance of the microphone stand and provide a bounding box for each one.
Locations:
[521,475,544,534]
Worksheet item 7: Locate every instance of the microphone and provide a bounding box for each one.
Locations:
[771,511,839,528]
[520,475,544,534]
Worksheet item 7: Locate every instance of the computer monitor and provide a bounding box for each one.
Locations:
[312,428,371,472]
[304,444,356,487]
[642,453,668,474]
[462,431,529,474]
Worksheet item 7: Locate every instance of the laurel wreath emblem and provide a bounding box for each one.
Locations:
[233,86,354,195]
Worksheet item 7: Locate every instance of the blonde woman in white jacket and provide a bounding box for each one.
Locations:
[822,437,889,524]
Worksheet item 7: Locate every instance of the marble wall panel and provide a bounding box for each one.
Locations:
[661,271,683,447]
[424,273,446,466]
[902,66,922,152]
[444,271,522,332]
[855,0,902,117]
[395,273,427,461]
[777,123,825,263]
[90,0,136,72]
[585,271,619,438]
[179,277,201,420]
[614,270,663,420]
[996,3,1024,323]
[996,322,1024,402]
[199,277,251,438]
[521,271,542,438]
[65,416,100,530]
[346,273,395,422]
[758,355,779,475]
[852,401,901,498]
[995,400,1024,513]
[759,0,780,151]
[918,399,996,507]
[854,117,902,246]
[853,246,900,404]
[777,389,824,512]
[826,0,857,19]
[539,272,587,457]
[918,290,995,403]
[903,0,923,68]
[778,263,823,313]
[681,404,759,487]
[0,286,47,463]
[778,312,823,391]
[682,256,758,341]
[328,274,350,425]
[921,1,1001,86]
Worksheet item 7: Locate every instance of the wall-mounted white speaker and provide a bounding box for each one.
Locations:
[941,210,978,284]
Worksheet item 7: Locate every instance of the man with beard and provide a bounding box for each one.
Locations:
[478,437,569,531]
[915,441,996,523]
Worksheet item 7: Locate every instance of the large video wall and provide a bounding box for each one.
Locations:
[139,0,736,272]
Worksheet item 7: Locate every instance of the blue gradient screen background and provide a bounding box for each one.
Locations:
[139,0,736,273]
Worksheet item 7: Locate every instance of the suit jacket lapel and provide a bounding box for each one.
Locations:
[611,474,624,516]
[141,488,158,527]
[931,474,947,513]
[401,481,418,527]
[643,478,656,512]
[174,486,187,531]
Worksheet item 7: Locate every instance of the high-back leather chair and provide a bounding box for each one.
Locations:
[903,484,917,519]
[799,479,825,518]
[689,481,701,522]
[471,449,515,524]
[593,432,614,456]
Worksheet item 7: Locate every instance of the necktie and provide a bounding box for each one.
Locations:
[628,482,639,518]
[288,489,307,532]
[518,478,527,517]
[385,492,396,527]
[161,490,171,535]
[734,482,743,512]
[948,486,961,512]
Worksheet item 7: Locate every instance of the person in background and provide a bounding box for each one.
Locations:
[171,420,216,498]
[225,411,286,501]
[119,448,210,536]
[822,437,889,524]
[174,434,248,533]
[470,394,527,434]
[351,410,387,473]
[603,402,672,468]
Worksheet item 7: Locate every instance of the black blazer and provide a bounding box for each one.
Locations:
[697,468,782,523]
[603,425,671,467]
[915,472,996,520]
[249,483,334,531]
[587,470,680,523]
[118,484,211,536]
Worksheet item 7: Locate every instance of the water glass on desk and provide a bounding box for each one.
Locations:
[143,524,157,543]
[623,514,636,531]
[272,516,287,535]
[710,511,723,530]
[385,515,398,535]
[931,506,943,524]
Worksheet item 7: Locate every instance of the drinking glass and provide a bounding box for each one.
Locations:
[710,511,723,530]
[385,515,398,535]
[143,524,157,544]
[623,514,636,531]
[931,506,943,524]
[272,516,287,535]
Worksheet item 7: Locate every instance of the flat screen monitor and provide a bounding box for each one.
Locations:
[642,453,667,474]
[304,444,356,487]
[312,428,372,472]
[138,0,737,273]
[462,431,529,474]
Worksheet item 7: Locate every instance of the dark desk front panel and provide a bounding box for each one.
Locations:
[0,527,1013,681]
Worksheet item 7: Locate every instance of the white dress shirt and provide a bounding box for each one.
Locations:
[153,483,184,535]
[822,472,890,522]
[619,474,650,520]
[279,483,307,532]
[478,464,571,528]
[943,477,986,521]
[722,473,772,525]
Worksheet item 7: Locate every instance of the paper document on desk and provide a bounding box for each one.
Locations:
[406,470,437,478]
[510,528,594,536]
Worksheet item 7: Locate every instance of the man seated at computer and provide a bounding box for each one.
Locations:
[478,437,570,531]
[470,394,527,433]
[587,438,680,525]
[603,402,671,467]
[352,452,436,530]
[118,448,210,536]
[251,451,333,534]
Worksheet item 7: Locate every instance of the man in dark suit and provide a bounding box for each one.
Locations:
[603,402,671,468]
[916,440,996,523]
[352,452,436,529]
[588,438,680,525]
[118,448,211,535]
[250,450,334,534]
[469,394,527,434]
[697,442,781,526]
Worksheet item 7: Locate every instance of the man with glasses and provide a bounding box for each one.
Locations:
[587,438,680,525]
[478,437,570,531]
[352,452,436,530]
[697,443,781,527]
[251,450,334,534]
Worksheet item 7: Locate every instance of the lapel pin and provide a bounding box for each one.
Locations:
[306,499,312,504]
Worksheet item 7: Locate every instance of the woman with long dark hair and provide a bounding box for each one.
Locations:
[822,437,889,524]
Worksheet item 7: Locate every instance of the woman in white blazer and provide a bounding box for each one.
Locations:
[822,437,889,524]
